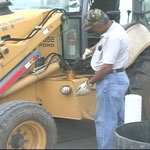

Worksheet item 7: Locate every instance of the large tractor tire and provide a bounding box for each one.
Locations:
[0,100,57,149]
[126,47,150,120]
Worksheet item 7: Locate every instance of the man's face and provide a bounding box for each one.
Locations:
[91,25,106,34]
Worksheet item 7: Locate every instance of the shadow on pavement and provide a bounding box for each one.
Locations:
[55,118,97,149]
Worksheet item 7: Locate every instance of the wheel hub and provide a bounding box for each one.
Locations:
[10,134,25,148]
[7,121,47,149]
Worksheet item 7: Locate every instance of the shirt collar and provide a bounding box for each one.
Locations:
[102,20,116,37]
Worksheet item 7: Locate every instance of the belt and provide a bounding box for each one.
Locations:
[109,68,125,74]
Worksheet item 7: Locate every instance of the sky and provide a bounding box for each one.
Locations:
[119,0,132,25]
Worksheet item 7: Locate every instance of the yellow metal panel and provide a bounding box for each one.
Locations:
[0,83,41,104]
[37,28,62,57]
[0,9,45,38]
[1,75,96,120]
[42,77,96,120]
[0,10,63,79]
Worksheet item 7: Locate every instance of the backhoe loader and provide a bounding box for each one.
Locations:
[0,0,150,149]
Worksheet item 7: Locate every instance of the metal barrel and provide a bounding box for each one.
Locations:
[114,121,150,149]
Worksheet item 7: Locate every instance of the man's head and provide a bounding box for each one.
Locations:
[83,9,111,33]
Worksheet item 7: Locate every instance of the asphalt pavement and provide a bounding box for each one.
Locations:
[55,118,97,149]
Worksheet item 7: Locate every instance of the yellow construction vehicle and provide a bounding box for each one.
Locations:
[0,0,150,149]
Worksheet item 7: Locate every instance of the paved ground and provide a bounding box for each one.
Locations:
[55,118,97,149]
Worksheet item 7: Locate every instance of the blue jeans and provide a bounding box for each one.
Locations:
[95,71,129,149]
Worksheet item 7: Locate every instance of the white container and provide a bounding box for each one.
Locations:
[125,94,142,123]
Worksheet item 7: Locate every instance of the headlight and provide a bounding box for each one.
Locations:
[60,85,72,95]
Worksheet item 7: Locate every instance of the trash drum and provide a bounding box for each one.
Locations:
[114,121,150,149]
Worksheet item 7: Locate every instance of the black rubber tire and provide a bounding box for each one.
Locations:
[0,100,57,149]
[126,47,150,120]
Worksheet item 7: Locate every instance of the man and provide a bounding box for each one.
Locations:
[76,9,130,149]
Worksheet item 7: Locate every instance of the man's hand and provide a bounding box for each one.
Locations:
[76,81,91,96]
[82,48,93,60]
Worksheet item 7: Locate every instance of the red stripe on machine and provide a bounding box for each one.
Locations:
[0,66,26,95]
[0,56,37,95]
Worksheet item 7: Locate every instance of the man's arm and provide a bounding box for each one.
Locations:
[82,43,98,60]
[88,64,113,85]
[89,44,97,51]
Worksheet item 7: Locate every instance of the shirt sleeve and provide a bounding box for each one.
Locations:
[102,36,121,64]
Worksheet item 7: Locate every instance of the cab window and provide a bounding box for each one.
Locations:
[143,0,150,25]
[62,18,81,60]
